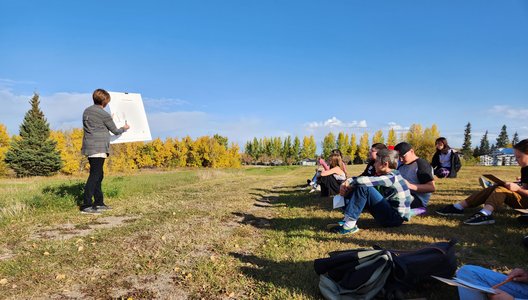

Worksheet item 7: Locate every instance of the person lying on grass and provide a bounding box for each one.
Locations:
[436,138,528,226]
[328,149,412,234]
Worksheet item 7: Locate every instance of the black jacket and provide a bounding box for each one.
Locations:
[431,149,461,178]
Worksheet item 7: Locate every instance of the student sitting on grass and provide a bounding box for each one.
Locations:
[317,153,347,197]
[328,149,412,234]
[360,143,388,176]
[456,265,528,300]
[307,156,330,192]
[431,137,461,178]
[436,138,528,225]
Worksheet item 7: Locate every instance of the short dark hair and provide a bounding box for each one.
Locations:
[93,89,110,105]
[514,139,528,154]
[371,143,387,151]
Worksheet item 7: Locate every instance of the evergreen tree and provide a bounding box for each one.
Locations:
[478,131,491,156]
[461,122,472,158]
[5,93,63,177]
[292,136,301,163]
[495,125,509,148]
[512,132,520,146]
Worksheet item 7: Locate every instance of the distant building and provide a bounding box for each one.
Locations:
[299,158,317,166]
[479,148,518,166]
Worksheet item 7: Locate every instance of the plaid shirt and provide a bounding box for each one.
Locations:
[348,170,412,221]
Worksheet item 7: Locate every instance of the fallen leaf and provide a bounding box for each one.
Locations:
[78,246,84,252]
[43,251,50,256]
[228,292,235,298]
[56,274,66,280]
[0,278,8,285]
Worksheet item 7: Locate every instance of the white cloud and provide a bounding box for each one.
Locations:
[386,122,409,132]
[490,105,528,119]
[306,117,367,129]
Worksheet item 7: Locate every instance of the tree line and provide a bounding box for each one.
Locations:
[0,94,240,177]
[460,122,521,159]
[243,124,441,165]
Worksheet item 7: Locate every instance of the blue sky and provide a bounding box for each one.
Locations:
[1,1,527,148]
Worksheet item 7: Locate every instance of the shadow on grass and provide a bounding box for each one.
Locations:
[42,181,85,206]
[230,252,320,296]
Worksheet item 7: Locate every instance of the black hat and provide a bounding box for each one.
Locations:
[394,142,412,157]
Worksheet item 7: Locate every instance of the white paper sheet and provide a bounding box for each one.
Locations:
[333,195,345,209]
[431,276,497,294]
[107,91,152,144]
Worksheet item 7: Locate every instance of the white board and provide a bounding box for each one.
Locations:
[107,91,152,144]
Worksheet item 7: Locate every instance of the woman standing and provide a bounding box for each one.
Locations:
[431,137,461,178]
[80,89,129,214]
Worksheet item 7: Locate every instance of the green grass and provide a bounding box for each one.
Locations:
[0,165,525,299]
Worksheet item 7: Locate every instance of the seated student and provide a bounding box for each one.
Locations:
[431,137,462,178]
[329,149,412,234]
[436,139,528,225]
[456,265,528,300]
[331,148,348,178]
[394,142,436,209]
[307,156,330,191]
[360,143,388,176]
[318,153,346,197]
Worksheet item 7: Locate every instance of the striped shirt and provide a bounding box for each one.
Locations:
[347,170,412,221]
[81,105,125,156]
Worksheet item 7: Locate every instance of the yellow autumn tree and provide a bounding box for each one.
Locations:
[387,128,397,146]
[348,133,357,160]
[0,124,10,176]
[358,132,370,163]
[372,130,385,144]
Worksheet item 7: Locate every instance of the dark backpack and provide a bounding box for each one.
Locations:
[385,239,458,295]
[313,240,457,300]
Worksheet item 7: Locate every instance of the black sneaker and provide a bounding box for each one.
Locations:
[463,212,495,225]
[80,207,101,215]
[436,205,464,216]
[95,205,112,211]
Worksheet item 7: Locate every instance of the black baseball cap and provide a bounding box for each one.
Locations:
[394,142,412,157]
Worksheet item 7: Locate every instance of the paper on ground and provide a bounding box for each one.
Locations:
[431,276,497,294]
[107,92,152,144]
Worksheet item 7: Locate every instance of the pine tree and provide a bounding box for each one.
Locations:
[512,132,520,146]
[495,125,509,148]
[461,122,472,158]
[5,93,63,177]
[292,136,301,163]
[478,131,491,156]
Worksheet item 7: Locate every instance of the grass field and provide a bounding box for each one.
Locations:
[0,165,525,299]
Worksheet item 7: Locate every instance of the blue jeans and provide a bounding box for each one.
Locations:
[457,265,528,300]
[344,186,403,227]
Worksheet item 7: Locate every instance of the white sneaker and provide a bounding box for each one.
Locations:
[309,188,316,193]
